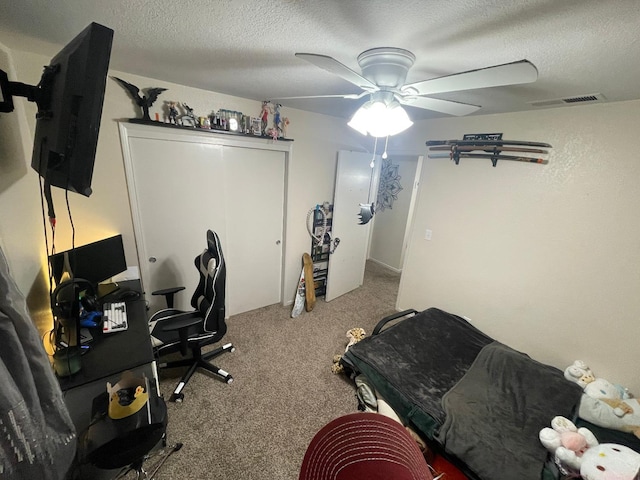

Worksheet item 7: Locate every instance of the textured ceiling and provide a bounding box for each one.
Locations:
[1,0,639,121]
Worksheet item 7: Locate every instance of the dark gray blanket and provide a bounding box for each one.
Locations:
[437,342,582,480]
[345,308,494,427]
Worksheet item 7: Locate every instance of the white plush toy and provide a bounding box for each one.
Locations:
[540,416,599,469]
[564,360,640,438]
[540,416,640,480]
[579,444,640,480]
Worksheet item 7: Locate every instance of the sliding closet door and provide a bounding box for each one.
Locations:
[222,146,285,315]
[128,137,227,313]
[121,123,288,316]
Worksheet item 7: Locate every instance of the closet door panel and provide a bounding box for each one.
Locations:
[222,146,285,315]
[129,137,226,313]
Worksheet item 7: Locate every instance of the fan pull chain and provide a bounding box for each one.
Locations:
[382,136,389,159]
[370,137,378,168]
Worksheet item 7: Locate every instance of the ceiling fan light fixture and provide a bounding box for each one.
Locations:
[381,102,413,137]
[347,104,371,136]
[348,100,413,137]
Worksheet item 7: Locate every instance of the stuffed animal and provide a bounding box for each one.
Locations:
[540,416,640,479]
[578,444,640,480]
[331,328,366,374]
[540,415,599,469]
[565,360,640,438]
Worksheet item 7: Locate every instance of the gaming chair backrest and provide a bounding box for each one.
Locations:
[190,230,226,338]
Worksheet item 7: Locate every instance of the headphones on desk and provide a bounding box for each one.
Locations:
[51,278,98,321]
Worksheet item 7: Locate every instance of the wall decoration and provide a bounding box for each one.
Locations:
[376,157,403,212]
[112,76,167,121]
[426,137,551,166]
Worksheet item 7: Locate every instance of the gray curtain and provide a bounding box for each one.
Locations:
[0,247,76,479]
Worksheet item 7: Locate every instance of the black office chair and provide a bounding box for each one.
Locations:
[78,373,175,479]
[149,230,234,402]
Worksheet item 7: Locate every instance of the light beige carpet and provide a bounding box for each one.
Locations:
[154,261,401,479]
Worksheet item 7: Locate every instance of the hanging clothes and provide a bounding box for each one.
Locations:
[0,247,76,479]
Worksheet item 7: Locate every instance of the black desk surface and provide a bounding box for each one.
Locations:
[57,280,154,392]
[58,280,161,480]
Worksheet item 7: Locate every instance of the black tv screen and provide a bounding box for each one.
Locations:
[30,22,113,197]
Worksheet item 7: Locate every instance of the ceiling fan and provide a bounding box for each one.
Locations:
[279,48,538,117]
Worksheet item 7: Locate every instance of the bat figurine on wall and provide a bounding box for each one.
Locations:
[112,76,167,121]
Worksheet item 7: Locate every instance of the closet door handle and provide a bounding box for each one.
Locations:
[276,240,281,245]
[149,256,157,263]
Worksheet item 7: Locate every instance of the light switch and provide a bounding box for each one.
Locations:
[425,229,432,240]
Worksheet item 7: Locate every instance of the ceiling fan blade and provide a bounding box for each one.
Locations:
[400,96,481,116]
[270,92,368,100]
[403,60,538,96]
[295,53,379,92]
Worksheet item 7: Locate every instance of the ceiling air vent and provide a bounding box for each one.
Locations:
[528,93,606,107]
[563,94,600,103]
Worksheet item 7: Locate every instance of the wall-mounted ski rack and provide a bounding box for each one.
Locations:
[426,139,552,167]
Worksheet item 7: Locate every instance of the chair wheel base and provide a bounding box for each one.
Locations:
[170,393,184,403]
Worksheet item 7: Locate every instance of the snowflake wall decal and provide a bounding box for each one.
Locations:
[376,158,403,212]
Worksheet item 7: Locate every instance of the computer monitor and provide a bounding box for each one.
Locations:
[49,234,127,288]
[0,22,114,196]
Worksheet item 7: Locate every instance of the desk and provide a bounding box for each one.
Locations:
[58,280,154,393]
[59,280,161,479]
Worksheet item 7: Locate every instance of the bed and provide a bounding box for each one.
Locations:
[341,308,585,480]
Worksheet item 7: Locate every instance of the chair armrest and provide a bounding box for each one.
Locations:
[372,309,418,336]
[160,311,201,332]
[152,286,185,308]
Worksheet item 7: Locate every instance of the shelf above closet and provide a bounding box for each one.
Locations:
[128,118,294,141]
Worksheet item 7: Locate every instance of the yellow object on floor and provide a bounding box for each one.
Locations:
[303,253,316,311]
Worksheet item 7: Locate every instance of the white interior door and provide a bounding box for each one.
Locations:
[222,146,285,315]
[325,150,380,301]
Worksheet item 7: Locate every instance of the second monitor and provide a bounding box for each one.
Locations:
[49,234,127,290]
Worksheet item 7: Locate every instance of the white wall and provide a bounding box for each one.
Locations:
[0,35,363,325]
[369,155,418,271]
[397,100,640,394]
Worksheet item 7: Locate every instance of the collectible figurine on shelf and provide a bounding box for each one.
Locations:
[260,101,271,136]
[268,127,279,141]
[180,103,197,127]
[167,101,178,124]
[273,103,282,135]
[281,117,290,138]
[112,76,167,121]
[251,117,262,136]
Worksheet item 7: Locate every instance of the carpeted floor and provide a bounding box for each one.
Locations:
[153,261,401,479]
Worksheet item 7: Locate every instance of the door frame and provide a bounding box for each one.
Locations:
[398,155,423,269]
[118,121,293,312]
[367,154,423,272]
